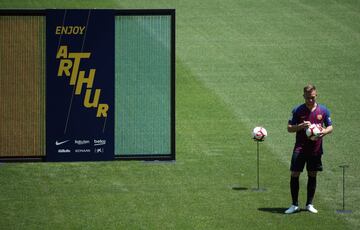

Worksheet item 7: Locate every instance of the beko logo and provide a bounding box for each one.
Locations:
[94,140,106,146]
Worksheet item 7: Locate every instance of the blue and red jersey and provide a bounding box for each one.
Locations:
[288,104,332,155]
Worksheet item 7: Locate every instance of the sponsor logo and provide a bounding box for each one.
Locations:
[75,140,90,145]
[55,140,70,146]
[94,148,104,153]
[58,149,71,153]
[94,139,106,146]
[75,149,91,153]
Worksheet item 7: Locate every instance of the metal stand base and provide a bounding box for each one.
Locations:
[253,140,266,192]
[251,188,267,192]
[336,210,352,214]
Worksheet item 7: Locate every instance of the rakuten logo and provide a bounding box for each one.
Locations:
[75,140,90,145]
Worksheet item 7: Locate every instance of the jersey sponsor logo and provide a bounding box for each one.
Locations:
[328,117,332,124]
[317,114,323,120]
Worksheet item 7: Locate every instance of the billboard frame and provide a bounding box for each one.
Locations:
[0,9,175,162]
[114,9,176,161]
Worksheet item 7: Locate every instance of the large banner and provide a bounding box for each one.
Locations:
[46,10,114,161]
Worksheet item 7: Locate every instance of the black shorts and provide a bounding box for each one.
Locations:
[290,152,323,172]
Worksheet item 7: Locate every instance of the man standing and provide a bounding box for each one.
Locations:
[285,84,333,214]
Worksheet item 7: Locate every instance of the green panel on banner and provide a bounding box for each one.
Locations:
[115,16,171,156]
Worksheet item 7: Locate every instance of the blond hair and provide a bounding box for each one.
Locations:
[304,84,316,94]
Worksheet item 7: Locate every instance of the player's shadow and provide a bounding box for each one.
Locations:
[258,207,287,214]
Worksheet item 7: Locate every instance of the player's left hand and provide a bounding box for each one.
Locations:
[318,131,325,138]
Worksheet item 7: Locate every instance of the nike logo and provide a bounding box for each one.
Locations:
[55,140,70,146]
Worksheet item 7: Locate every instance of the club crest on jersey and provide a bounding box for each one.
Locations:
[317,114,323,120]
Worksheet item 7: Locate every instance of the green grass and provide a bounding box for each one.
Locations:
[1,0,360,229]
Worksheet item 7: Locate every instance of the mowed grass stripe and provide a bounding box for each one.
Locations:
[0,0,359,229]
[0,60,347,229]
[177,1,359,228]
[176,60,352,229]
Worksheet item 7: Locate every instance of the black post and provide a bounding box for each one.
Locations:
[336,165,351,214]
[257,141,260,190]
[252,140,265,192]
[342,166,345,210]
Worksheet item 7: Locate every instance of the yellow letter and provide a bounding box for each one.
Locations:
[75,69,96,95]
[56,45,68,59]
[96,104,109,117]
[55,26,61,35]
[68,52,91,85]
[57,59,73,77]
[84,89,101,108]
[61,26,67,35]
[79,26,86,35]
[72,27,79,34]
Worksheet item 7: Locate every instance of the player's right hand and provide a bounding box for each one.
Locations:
[299,121,311,129]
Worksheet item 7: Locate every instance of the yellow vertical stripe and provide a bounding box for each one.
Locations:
[0,16,45,157]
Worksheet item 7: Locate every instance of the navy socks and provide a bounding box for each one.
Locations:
[290,176,299,206]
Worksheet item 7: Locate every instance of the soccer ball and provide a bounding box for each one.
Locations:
[252,127,267,141]
[306,124,323,141]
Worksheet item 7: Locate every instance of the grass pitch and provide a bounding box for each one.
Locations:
[1,0,360,229]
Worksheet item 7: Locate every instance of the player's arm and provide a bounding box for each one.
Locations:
[287,121,311,133]
[319,107,333,137]
[319,125,333,137]
[288,106,311,133]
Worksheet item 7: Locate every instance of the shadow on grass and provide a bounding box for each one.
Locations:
[231,186,248,191]
[258,207,287,214]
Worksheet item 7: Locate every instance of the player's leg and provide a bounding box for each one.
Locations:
[306,171,317,206]
[285,152,305,214]
[290,171,301,207]
[305,155,322,213]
